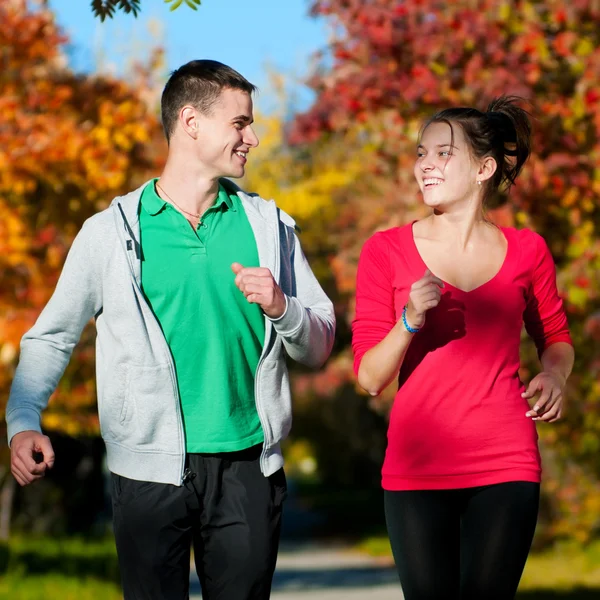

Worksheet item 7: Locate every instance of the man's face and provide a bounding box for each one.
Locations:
[192,88,259,179]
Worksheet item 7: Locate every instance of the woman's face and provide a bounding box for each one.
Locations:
[414,121,481,211]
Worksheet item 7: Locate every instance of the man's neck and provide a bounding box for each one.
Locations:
[157,159,220,216]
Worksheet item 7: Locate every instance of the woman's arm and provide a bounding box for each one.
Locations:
[523,342,574,422]
[357,270,445,395]
[540,341,575,385]
[357,321,415,396]
[522,233,574,422]
[353,228,444,397]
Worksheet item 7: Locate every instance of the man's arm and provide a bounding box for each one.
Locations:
[266,229,335,368]
[232,228,335,368]
[7,218,103,483]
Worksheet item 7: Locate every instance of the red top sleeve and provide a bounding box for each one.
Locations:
[351,234,396,375]
[523,232,573,357]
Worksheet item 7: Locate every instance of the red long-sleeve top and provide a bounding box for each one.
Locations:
[352,223,572,490]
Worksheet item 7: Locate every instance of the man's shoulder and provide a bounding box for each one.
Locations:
[78,182,147,241]
[220,177,265,204]
[220,178,298,231]
[78,204,116,236]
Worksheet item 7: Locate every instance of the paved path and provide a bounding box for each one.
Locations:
[190,542,404,599]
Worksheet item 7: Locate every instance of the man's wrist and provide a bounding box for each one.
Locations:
[265,295,288,321]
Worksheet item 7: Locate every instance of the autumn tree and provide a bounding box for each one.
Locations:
[0,0,165,535]
[290,0,600,543]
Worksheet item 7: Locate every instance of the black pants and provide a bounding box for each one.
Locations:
[110,445,287,600]
[384,481,540,600]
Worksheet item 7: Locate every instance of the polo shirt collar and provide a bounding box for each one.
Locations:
[141,179,235,216]
[216,183,235,211]
[141,179,168,216]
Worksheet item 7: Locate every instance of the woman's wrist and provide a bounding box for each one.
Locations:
[401,304,420,334]
[542,369,567,389]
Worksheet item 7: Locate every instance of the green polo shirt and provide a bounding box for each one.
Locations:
[139,179,265,452]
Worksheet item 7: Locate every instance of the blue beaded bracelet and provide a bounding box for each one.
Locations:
[401,304,420,334]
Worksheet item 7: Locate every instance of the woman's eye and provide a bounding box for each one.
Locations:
[439,151,450,157]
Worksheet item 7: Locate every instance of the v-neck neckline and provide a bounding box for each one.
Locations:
[408,221,513,294]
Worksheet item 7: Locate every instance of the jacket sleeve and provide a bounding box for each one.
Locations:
[268,223,336,369]
[6,218,103,444]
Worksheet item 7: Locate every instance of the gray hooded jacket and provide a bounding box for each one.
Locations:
[6,179,336,485]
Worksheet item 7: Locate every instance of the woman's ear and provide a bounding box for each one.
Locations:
[477,155,497,183]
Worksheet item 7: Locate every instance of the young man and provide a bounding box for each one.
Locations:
[6,60,335,600]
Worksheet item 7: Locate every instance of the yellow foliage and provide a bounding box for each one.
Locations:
[575,37,595,58]
[243,114,364,225]
[498,2,511,21]
[562,187,579,208]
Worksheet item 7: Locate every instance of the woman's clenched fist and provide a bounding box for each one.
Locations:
[404,269,445,330]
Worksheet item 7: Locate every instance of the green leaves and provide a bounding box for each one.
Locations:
[90,0,202,19]
[165,0,202,11]
[90,0,141,21]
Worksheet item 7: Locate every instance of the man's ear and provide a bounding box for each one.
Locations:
[179,105,199,139]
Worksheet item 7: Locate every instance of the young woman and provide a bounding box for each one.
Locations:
[351,97,574,600]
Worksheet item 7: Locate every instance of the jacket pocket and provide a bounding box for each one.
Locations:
[127,363,179,451]
[100,362,179,453]
[99,362,130,441]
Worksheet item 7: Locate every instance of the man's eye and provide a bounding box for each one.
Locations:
[234,122,244,129]
[417,152,425,158]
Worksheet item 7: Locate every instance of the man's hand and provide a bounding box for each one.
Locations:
[10,431,55,486]
[523,371,566,423]
[231,263,286,319]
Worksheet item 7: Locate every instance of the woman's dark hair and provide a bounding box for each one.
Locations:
[161,59,257,143]
[422,96,532,207]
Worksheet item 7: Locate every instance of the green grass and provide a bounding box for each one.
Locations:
[518,541,600,592]
[0,535,122,599]
[357,536,600,596]
[0,574,122,600]
[4,535,120,580]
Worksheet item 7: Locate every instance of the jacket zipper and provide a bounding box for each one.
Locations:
[116,204,187,485]
[254,203,280,474]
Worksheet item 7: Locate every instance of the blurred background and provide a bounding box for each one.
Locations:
[1,0,600,598]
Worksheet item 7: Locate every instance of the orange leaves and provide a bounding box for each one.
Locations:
[553,31,577,57]
[0,1,65,66]
[0,1,165,435]
[0,200,32,266]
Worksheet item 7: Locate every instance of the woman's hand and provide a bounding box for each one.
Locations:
[405,269,445,330]
[523,371,566,422]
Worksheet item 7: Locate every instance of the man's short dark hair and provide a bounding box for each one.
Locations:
[161,59,257,142]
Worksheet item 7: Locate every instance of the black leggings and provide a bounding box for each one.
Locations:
[384,481,540,600]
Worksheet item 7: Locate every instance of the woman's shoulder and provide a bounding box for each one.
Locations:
[503,226,551,273]
[504,226,547,250]
[362,222,413,249]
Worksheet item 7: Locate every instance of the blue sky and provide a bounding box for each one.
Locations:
[47,0,330,113]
